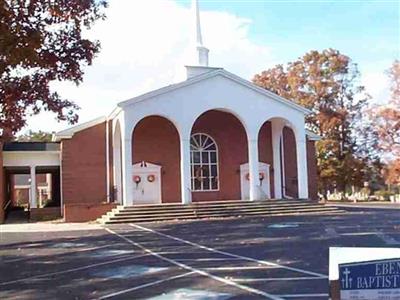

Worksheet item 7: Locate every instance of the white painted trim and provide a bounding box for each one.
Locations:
[59,149,64,216]
[118,69,311,115]
[132,162,162,204]
[306,129,321,141]
[3,151,60,154]
[3,151,60,167]
[240,162,271,199]
[105,119,110,202]
[108,106,122,120]
[53,116,106,141]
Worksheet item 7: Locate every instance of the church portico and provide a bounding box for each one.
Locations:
[38,0,319,222]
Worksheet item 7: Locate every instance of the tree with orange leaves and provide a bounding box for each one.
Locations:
[373,61,400,187]
[0,0,107,141]
[253,49,372,198]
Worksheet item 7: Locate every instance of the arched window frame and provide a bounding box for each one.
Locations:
[190,133,219,192]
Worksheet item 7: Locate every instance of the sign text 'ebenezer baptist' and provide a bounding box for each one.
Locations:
[339,258,400,299]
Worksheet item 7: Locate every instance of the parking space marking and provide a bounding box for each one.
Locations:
[2,243,117,263]
[276,293,328,298]
[176,257,242,262]
[0,253,149,286]
[233,277,326,282]
[130,224,328,279]
[105,227,285,300]
[96,271,195,299]
[204,266,279,271]
[377,232,400,245]
[324,227,339,238]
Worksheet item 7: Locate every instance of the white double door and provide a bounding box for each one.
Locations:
[240,162,271,200]
[132,162,162,204]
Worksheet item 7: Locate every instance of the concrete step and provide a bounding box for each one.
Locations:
[111,204,335,217]
[118,200,311,213]
[103,208,346,224]
[98,199,346,224]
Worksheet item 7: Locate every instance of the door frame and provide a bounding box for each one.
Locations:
[132,161,162,204]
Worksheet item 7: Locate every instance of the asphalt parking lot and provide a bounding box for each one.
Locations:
[1,206,400,300]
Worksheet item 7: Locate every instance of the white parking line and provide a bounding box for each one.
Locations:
[377,232,400,245]
[204,266,279,271]
[130,224,327,279]
[105,227,285,300]
[324,227,339,239]
[276,293,328,298]
[233,277,326,282]
[96,271,195,299]
[0,253,149,286]
[176,257,243,262]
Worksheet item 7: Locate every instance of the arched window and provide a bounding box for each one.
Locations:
[190,133,219,191]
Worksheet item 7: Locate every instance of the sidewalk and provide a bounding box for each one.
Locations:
[326,202,400,210]
[0,221,103,233]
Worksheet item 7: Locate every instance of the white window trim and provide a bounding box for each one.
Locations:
[190,133,220,192]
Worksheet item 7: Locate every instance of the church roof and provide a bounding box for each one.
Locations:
[118,68,311,115]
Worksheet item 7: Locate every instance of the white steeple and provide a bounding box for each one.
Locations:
[192,0,209,66]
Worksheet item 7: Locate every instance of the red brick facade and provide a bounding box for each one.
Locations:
[64,203,116,222]
[283,127,299,198]
[132,116,181,203]
[0,143,4,223]
[307,139,318,201]
[191,110,248,201]
[129,111,318,203]
[58,115,318,219]
[61,122,109,220]
[258,121,275,197]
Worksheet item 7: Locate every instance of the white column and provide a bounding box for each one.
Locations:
[248,138,260,201]
[180,138,192,204]
[271,121,283,199]
[121,136,133,206]
[296,131,309,199]
[30,165,37,208]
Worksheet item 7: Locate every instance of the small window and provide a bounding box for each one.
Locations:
[190,133,219,191]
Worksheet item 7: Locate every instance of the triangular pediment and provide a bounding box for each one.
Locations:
[118,69,310,115]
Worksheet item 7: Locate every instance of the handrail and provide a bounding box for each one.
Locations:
[3,199,11,211]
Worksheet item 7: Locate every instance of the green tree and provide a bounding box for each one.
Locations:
[17,130,52,142]
[253,49,371,198]
[0,0,107,141]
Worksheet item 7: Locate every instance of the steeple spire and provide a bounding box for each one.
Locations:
[192,0,209,66]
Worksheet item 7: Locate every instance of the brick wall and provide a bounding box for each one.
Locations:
[307,139,319,201]
[258,121,275,197]
[191,110,248,201]
[64,203,116,222]
[0,142,4,223]
[283,127,299,198]
[61,122,107,206]
[132,116,181,203]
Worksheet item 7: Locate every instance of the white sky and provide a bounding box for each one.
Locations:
[23,0,390,135]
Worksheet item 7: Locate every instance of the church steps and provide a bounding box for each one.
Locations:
[101,208,345,224]
[117,200,309,212]
[98,200,345,224]
[111,204,333,217]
